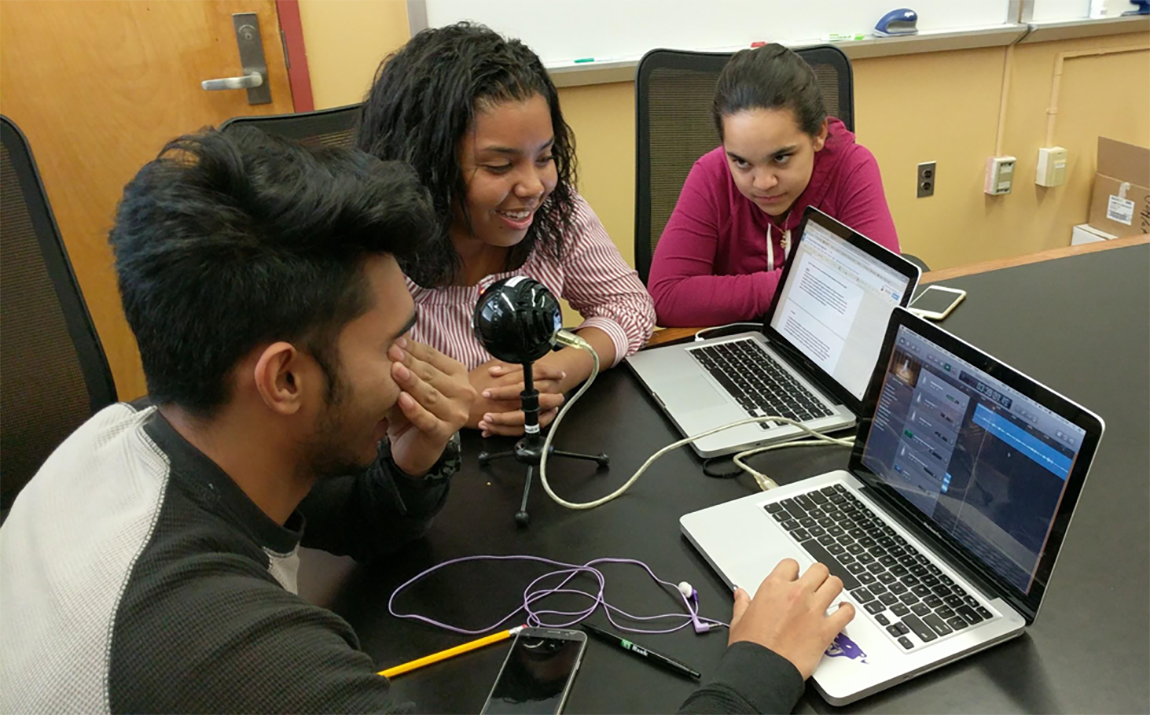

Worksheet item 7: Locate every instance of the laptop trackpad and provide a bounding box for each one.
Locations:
[660,377,729,411]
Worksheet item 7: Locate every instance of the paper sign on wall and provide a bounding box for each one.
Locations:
[1107,195,1135,226]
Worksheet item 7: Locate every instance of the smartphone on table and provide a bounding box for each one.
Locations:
[909,285,966,320]
[480,627,587,715]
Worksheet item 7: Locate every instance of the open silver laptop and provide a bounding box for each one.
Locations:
[627,208,920,458]
[681,309,1104,704]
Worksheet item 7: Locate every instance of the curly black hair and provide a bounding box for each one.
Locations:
[355,22,578,288]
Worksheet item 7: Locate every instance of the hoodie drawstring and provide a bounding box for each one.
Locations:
[766,222,793,273]
[767,224,774,273]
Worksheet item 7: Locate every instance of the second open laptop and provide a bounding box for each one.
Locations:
[679,309,1105,704]
[626,208,921,458]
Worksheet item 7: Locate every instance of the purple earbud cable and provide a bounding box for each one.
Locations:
[388,554,730,636]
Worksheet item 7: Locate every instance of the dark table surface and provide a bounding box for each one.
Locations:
[300,244,1150,714]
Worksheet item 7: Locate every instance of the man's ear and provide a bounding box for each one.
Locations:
[252,342,306,415]
[812,118,829,152]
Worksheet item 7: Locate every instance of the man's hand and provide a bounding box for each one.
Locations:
[468,361,566,438]
[728,559,856,679]
[386,339,475,476]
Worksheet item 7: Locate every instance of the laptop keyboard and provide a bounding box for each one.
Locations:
[689,339,834,429]
[765,484,996,651]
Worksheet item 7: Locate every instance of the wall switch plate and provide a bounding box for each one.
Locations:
[985,156,1016,195]
[1036,146,1068,187]
[917,161,936,198]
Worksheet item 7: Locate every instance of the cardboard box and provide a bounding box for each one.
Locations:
[1071,223,1116,246]
[1088,137,1150,238]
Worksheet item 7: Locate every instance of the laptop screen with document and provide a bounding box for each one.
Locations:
[767,211,914,406]
[851,310,1104,622]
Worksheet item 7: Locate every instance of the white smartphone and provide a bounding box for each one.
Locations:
[909,285,966,320]
[480,627,587,715]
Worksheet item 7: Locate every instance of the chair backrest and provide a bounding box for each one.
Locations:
[634,46,854,284]
[219,104,361,149]
[1,116,117,510]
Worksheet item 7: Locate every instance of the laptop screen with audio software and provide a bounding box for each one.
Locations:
[861,323,1088,594]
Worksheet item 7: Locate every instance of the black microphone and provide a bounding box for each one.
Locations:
[471,277,607,527]
[472,277,565,364]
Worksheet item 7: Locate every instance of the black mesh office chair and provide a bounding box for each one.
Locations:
[1,116,117,512]
[634,46,855,285]
[219,104,361,148]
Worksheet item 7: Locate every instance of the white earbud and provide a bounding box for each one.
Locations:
[677,581,710,633]
[677,581,694,599]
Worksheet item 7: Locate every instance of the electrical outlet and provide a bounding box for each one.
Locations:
[917,162,936,198]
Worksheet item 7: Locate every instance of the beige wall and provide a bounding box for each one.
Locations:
[993,37,1149,257]
[300,7,1149,272]
[854,35,1149,269]
[853,47,1004,268]
[297,0,409,110]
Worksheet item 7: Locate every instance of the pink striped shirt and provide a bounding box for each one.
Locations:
[406,195,656,370]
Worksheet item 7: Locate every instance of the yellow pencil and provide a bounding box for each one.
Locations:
[379,626,525,679]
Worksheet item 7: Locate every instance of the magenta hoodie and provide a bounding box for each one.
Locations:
[648,118,899,327]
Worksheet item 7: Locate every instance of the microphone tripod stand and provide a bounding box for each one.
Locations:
[478,364,608,526]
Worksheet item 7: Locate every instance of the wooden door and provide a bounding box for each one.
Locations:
[1,0,298,400]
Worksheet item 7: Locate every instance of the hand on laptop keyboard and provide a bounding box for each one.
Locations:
[729,559,856,680]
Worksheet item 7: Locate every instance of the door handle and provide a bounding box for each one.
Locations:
[199,13,271,105]
[201,72,264,91]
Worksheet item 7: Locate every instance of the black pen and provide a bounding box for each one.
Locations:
[580,622,701,680]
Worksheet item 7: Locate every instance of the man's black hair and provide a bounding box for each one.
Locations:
[110,126,434,416]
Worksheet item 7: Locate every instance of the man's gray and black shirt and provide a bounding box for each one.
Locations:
[0,402,449,713]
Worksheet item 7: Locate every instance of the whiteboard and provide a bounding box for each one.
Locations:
[1032,0,1091,21]
[1030,0,1131,22]
[425,0,1015,67]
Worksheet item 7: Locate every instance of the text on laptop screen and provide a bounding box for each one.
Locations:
[861,324,1087,594]
[769,221,910,400]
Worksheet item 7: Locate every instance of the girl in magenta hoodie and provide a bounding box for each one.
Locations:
[648,44,900,327]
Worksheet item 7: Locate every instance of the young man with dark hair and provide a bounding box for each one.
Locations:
[0,128,852,714]
[0,127,476,712]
